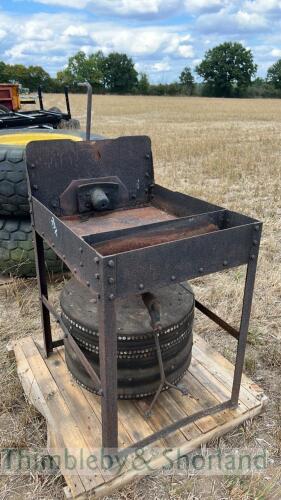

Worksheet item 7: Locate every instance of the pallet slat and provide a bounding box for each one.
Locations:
[12,334,267,499]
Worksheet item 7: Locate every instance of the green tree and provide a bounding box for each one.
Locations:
[25,66,52,91]
[0,61,6,82]
[138,73,150,94]
[267,59,281,90]
[179,66,194,95]
[3,64,30,88]
[57,50,104,91]
[102,53,138,93]
[196,42,257,97]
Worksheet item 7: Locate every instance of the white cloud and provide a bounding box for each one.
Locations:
[152,60,171,72]
[271,48,281,57]
[63,25,89,37]
[0,11,194,81]
[35,0,181,16]
[37,0,88,7]
[243,0,281,13]
[177,44,194,57]
[184,0,228,13]
[235,10,268,29]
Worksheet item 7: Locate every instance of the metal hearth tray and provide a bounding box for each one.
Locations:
[26,135,262,451]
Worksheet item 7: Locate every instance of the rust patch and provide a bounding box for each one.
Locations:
[94,223,218,256]
[63,206,176,237]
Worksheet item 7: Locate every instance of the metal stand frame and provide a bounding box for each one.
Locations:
[32,230,259,452]
[27,136,262,454]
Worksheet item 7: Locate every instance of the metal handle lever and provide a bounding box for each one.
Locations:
[142,292,162,331]
[78,81,92,140]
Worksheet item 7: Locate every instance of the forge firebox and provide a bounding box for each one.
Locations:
[26,135,262,451]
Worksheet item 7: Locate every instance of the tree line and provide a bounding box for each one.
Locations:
[1,42,281,98]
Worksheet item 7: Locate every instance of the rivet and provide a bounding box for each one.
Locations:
[41,232,45,237]
[32,184,38,190]
[131,194,136,199]
[94,257,99,264]
[63,254,66,259]
[253,240,258,246]
[171,275,176,281]
[79,247,83,253]
[108,260,114,268]
[145,154,150,159]
[255,225,260,231]
[250,254,256,260]
[51,243,55,248]
[31,163,35,168]
[145,172,150,178]
[86,281,90,287]
[223,260,228,266]
[31,223,34,228]
[199,267,204,273]
[108,277,115,284]
[74,268,77,273]
[80,261,84,267]
[95,273,100,279]
[108,294,115,301]
[139,283,144,290]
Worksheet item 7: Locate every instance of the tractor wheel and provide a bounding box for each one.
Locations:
[57,118,81,130]
[0,105,10,114]
[48,107,81,130]
[0,218,64,277]
[0,146,29,216]
[48,106,62,114]
[0,132,83,217]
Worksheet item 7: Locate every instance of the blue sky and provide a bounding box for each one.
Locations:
[0,0,281,82]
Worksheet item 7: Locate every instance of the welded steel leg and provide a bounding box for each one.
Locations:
[98,295,118,450]
[33,231,52,357]
[231,256,258,405]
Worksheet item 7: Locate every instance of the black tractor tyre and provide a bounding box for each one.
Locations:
[0,218,65,277]
[0,146,29,216]
[48,107,81,130]
[0,105,10,114]
[48,106,62,114]
[58,118,81,130]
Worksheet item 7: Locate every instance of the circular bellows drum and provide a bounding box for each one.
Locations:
[60,278,194,399]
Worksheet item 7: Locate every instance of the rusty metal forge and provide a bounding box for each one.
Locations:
[26,135,262,453]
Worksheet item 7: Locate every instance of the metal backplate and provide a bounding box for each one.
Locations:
[26,136,154,215]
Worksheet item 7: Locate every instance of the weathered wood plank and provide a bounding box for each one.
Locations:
[13,335,267,499]
[20,337,103,492]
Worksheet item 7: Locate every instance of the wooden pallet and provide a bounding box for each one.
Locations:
[11,334,267,499]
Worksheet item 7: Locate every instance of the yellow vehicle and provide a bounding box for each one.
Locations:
[0,83,36,112]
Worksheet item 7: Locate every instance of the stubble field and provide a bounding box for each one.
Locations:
[0,95,280,499]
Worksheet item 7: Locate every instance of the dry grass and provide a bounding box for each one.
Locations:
[0,95,281,499]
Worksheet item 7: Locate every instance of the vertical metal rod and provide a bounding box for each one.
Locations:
[78,82,92,140]
[64,86,71,118]
[231,256,258,404]
[98,293,118,450]
[38,86,44,111]
[33,231,53,357]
